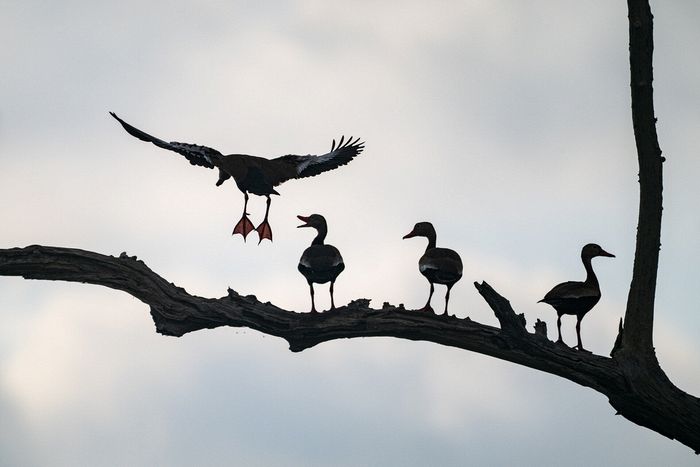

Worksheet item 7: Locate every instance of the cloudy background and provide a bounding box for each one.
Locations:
[1,1,699,465]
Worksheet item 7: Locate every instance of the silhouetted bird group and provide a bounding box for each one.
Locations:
[111,112,615,351]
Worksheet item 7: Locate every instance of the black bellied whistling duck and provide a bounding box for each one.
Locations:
[403,222,463,316]
[538,243,615,351]
[297,214,345,313]
[110,112,364,243]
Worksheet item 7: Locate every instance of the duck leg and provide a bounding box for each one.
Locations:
[256,195,273,244]
[232,192,255,240]
[309,282,317,313]
[556,313,565,345]
[421,282,435,312]
[443,284,453,317]
[329,281,336,310]
[575,315,589,352]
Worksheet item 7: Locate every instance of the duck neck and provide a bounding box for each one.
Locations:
[312,226,327,245]
[424,232,437,252]
[582,255,599,287]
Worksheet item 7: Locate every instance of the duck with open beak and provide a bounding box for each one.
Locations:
[297,214,345,313]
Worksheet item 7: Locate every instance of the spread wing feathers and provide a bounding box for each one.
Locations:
[110,112,221,169]
[272,136,364,183]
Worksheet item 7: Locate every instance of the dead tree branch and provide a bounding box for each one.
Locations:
[0,245,620,393]
[1,244,698,450]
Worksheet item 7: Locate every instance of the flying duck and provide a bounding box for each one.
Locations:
[403,222,463,316]
[297,214,345,313]
[110,112,364,243]
[538,243,615,351]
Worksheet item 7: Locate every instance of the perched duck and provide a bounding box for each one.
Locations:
[297,214,345,313]
[403,222,463,316]
[538,243,615,351]
[110,112,364,243]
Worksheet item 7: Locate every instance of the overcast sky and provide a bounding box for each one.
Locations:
[1,1,699,466]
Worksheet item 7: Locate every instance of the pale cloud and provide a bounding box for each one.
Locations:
[2,289,187,420]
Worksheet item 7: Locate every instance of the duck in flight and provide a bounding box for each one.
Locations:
[110,112,364,243]
[403,222,463,316]
[538,243,615,351]
[297,214,345,313]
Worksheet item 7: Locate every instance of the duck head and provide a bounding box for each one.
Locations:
[297,214,327,230]
[581,243,615,260]
[403,222,436,240]
[298,214,329,244]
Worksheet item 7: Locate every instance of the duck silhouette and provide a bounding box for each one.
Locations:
[297,214,345,313]
[403,222,463,316]
[539,243,614,351]
[110,112,363,243]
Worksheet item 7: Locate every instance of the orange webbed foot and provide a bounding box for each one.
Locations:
[233,215,255,240]
[256,220,273,244]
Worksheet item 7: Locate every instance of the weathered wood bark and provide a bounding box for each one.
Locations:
[1,0,699,454]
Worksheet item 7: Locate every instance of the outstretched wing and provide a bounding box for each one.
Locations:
[109,112,221,169]
[271,136,364,185]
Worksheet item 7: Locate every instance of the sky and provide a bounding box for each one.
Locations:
[1,0,699,465]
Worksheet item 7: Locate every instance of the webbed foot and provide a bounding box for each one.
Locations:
[256,220,273,244]
[233,215,255,240]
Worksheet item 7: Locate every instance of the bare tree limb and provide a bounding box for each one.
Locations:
[1,245,699,451]
[0,245,620,392]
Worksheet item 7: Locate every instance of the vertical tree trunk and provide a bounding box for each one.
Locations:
[622,0,663,359]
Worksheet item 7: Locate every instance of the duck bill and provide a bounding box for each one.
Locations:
[402,229,416,239]
[297,215,311,228]
[600,249,615,258]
